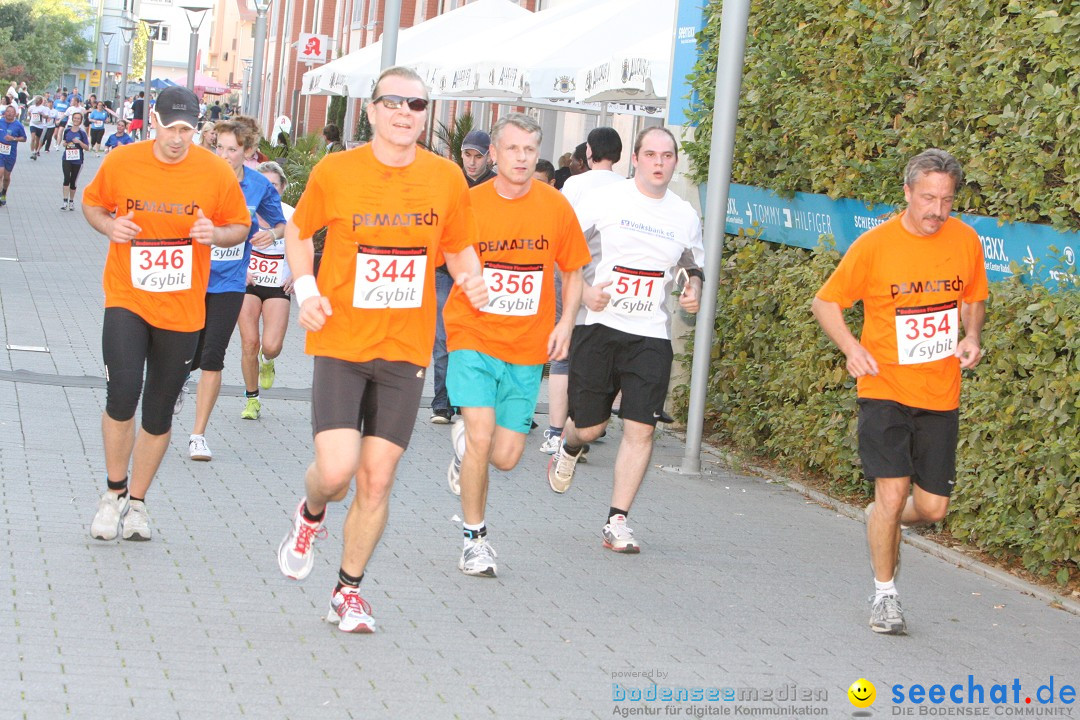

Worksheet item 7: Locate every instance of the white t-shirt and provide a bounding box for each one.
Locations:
[561,168,624,211]
[575,179,704,340]
[28,105,50,129]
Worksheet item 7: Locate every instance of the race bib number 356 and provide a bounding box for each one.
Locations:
[353,244,427,309]
[895,301,958,365]
[483,261,543,316]
[131,238,193,292]
[608,265,665,317]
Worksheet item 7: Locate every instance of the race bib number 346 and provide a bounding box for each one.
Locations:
[131,238,192,292]
[895,301,958,365]
[483,261,543,316]
[353,244,427,309]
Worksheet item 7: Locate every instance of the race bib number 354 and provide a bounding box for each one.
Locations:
[895,301,958,365]
[353,244,427,309]
[483,261,543,316]
[131,238,193,292]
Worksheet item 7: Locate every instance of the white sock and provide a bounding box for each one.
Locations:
[874,578,897,599]
[190,433,204,440]
[463,520,486,546]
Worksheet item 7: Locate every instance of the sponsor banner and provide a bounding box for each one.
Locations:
[668,0,707,126]
[706,183,1079,290]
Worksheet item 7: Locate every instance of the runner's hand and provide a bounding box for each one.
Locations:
[457,273,488,310]
[109,211,141,244]
[547,321,572,362]
[583,280,612,312]
[251,227,275,250]
[955,336,982,370]
[298,296,332,331]
[191,208,216,246]
[679,279,701,313]
[282,277,294,294]
[844,343,879,378]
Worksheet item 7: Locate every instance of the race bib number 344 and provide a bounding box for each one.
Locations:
[353,244,427,309]
[483,262,543,316]
[895,301,958,365]
[131,238,192,292]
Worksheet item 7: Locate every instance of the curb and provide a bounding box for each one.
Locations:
[687,440,1080,617]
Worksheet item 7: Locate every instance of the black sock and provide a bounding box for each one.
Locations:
[335,568,364,594]
[608,507,629,524]
[130,495,145,503]
[107,476,128,498]
[301,501,325,523]
[245,389,259,399]
[563,443,583,456]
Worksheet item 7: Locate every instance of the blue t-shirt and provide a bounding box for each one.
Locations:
[62,128,88,164]
[0,118,27,159]
[207,165,286,294]
[53,101,70,119]
[88,110,108,130]
[105,132,134,148]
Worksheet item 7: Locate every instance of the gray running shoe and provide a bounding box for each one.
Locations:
[90,491,129,541]
[547,442,585,493]
[602,514,641,554]
[459,537,498,577]
[869,594,906,635]
[122,499,152,541]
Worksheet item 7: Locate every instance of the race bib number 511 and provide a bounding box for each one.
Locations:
[131,238,192,292]
[608,265,665,317]
[353,244,427,308]
[895,301,958,365]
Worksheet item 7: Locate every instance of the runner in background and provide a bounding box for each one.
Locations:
[59,110,89,211]
[0,103,28,207]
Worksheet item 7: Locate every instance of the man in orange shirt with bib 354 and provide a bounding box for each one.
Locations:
[813,148,988,635]
[442,113,590,577]
[276,67,487,633]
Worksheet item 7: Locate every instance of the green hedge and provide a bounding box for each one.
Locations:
[677,0,1080,584]
[673,232,1079,585]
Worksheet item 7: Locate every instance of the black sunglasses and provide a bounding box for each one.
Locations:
[373,95,429,112]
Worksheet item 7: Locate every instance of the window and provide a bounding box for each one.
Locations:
[148,24,170,42]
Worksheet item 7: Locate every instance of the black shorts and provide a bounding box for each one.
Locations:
[191,292,245,372]
[246,283,291,302]
[567,323,673,428]
[90,128,105,145]
[30,126,43,138]
[102,307,199,435]
[311,357,425,449]
[857,398,959,497]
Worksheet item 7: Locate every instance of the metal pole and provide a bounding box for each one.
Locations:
[143,26,157,136]
[186,31,199,90]
[99,34,114,104]
[379,0,403,71]
[242,61,252,114]
[250,3,269,122]
[680,0,752,474]
[119,24,134,116]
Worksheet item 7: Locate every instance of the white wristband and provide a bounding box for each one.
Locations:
[293,274,320,306]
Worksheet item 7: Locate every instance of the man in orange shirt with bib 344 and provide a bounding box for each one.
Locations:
[276,67,487,633]
[813,148,988,636]
[442,113,590,577]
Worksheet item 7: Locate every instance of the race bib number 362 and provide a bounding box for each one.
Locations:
[483,261,543,316]
[353,244,427,309]
[249,250,283,287]
[895,301,958,365]
[131,238,193,292]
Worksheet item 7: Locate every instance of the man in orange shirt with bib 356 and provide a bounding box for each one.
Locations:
[442,113,590,577]
[813,148,988,635]
[276,67,487,633]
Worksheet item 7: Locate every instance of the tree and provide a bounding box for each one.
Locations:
[0,0,93,92]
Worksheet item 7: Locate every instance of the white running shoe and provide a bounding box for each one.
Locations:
[188,435,211,461]
[459,537,498,577]
[602,514,641,554]
[327,587,376,633]
[122,499,152,541]
[538,432,560,455]
[277,498,326,580]
[90,492,129,541]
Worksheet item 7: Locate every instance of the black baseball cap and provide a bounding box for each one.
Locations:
[154,86,200,129]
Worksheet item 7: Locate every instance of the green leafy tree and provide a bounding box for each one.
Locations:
[0,0,93,90]
[434,111,474,165]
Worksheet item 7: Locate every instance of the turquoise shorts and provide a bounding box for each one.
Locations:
[446,349,543,434]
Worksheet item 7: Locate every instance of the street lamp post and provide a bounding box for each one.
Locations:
[241,58,253,113]
[99,32,115,104]
[119,23,136,115]
[141,19,162,136]
[181,5,211,92]
[250,0,272,124]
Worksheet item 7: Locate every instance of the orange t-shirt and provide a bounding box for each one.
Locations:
[291,145,476,366]
[83,142,251,332]
[444,180,591,365]
[817,213,989,411]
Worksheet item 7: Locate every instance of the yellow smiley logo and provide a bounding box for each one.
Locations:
[848,678,876,708]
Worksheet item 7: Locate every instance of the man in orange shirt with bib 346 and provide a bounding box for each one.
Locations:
[442,113,590,577]
[813,148,988,635]
[276,67,487,633]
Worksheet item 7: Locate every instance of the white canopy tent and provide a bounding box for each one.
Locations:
[573,30,671,104]
[301,0,530,98]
